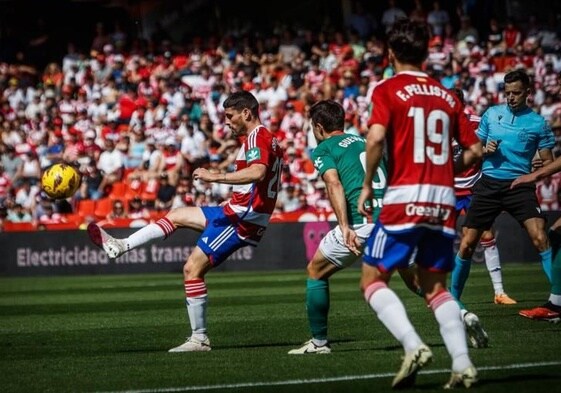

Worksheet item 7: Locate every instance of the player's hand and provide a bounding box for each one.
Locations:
[531,153,544,171]
[342,227,360,256]
[357,185,373,217]
[510,173,536,189]
[193,167,213,182]
[484,140,500,155]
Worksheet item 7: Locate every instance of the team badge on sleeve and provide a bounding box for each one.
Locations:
[246,147,261,162]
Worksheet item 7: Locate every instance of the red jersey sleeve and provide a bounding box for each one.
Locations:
[455,102,480,149]
[368,81,391,128]
[245,128,271,168]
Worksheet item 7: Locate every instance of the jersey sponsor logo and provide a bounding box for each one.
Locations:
[246,147,261,162]
[314,157,324,170]
[405,203,452,221]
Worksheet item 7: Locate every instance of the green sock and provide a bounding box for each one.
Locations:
[552,249,561,296]
[306,278,329,341]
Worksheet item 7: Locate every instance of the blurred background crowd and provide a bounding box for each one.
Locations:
[1,0,561,230]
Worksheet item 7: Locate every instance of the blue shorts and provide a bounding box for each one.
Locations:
[455,195,472,215]
[363,222,455,273]
[197,206,251,266]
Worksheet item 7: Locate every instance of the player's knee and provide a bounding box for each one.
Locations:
[531,231,549,251]
[183,258,204,279]
[480,230,495,242]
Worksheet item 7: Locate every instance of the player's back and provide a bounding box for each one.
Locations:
[313,133,382,225]
[369,71,466,235]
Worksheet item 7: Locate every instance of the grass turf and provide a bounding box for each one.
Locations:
[0,264,560,393]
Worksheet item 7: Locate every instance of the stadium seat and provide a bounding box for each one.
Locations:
[76,199,96,218]
[103,217,134,228]
[141,179,159,202]
[109,181,127,201]
[124,179,144,200]
[62,213,83,226]
[44,222,80,231]
[3,221,36,232]
[94,197,114,218]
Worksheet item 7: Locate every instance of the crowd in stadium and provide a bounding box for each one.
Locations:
[1,0,561,230]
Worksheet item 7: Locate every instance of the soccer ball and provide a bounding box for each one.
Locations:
[41,163,82,199]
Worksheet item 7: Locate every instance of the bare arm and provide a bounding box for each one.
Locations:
[193,163,267,184]
[323,168,360,255]
[323,169,349,228]
[357,124,386,217]
[454,141,483,174]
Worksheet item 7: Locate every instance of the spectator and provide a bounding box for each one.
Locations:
[78,160,103,201]
[154,172,175,211]
[409,0,427,25]
[503,19,523,55]
[127,196,150,220]
[457,15,479,43]
[97,137,124,195]
[19,151,41,186]
[381,0,407,34]
[98,199,127,223]
[276,184,305,213]
[536,176,560,211]
[0,164,12,205]
[1,145,23,186]
[6,203,32,223]
[427,1,449,37]
[346,1,377,40]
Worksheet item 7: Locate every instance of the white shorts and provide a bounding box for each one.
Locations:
[318,223,374,268]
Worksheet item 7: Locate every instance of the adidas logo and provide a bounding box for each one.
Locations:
[202,237,208,243]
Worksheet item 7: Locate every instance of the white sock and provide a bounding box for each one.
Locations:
[312,338,328,347]
[185,279,208,340]
[549,294,561,307]
[126,217,175,250]
[365,281,422,353]
[430,291,473,373]
[482,240,504,295]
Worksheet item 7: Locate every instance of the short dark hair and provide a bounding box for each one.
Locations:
[309,100,345,132]
[451,88,465,105]
[504,69,530,88]
[223,90,260,117]
[387,19,429,66]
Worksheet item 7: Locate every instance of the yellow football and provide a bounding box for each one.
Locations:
[41,163,82,199]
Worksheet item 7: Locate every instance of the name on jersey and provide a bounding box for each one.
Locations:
[338,135,363,148]
[396,84,456,108]
[405,203,451,220]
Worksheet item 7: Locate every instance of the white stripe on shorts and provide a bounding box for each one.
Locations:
[372,228,387,259]
[209,226,235,251]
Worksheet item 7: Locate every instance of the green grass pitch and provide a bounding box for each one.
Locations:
[1,264,560,393]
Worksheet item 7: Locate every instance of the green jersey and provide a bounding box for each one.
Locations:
[312,133,387,225]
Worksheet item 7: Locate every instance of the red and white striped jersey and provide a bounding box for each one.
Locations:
[368,71,479,236]
[454,113,482,197]
[223,125,284,244]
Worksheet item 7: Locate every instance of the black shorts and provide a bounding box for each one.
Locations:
[463,174,546,230]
